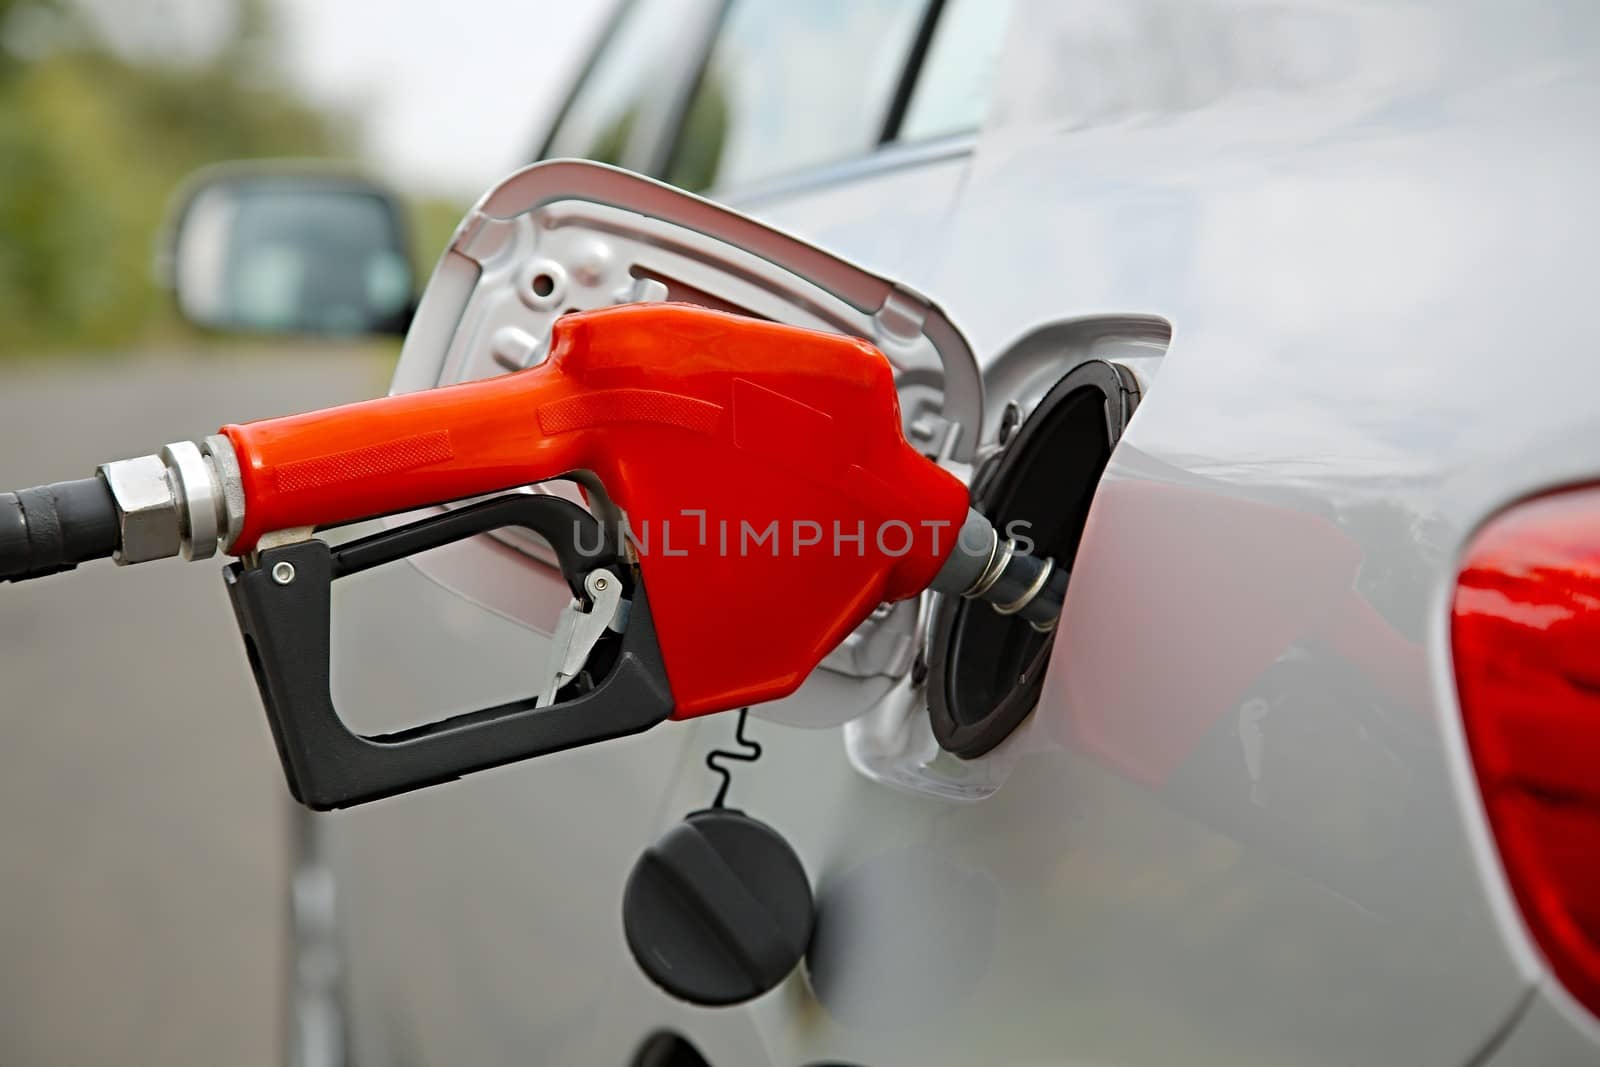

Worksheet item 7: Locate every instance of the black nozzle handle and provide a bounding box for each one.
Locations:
[0,477,120,582]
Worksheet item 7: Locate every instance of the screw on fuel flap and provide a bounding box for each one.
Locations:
[622,709,815,1007]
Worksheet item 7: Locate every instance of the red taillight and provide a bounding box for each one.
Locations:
[1453,487,1600,1016]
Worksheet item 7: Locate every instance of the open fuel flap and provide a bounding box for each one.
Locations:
[387,159,983,728]
[845,318,1164,801]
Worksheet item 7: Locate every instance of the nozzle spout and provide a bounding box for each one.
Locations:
[929,509,1067,631]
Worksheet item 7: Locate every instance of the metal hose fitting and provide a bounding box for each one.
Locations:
[97,435,246,564]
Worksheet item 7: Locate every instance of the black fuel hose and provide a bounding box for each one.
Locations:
[0,477,120,582]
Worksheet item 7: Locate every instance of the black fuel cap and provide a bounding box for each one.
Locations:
[623,808,813,1006]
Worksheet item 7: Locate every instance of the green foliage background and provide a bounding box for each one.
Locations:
[0,0,463,356]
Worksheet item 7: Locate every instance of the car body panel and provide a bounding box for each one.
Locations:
[1483,984,1600,1066]
[328,1,1600,1063]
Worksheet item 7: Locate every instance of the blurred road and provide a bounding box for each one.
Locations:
[0,347,393,1067]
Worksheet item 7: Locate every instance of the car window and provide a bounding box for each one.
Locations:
[542,0,700,167]
[665,0,928,193]
[898,0,1014,142]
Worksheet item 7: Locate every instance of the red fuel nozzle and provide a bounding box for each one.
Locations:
[223,303,972,719]
[0,302,1069,808]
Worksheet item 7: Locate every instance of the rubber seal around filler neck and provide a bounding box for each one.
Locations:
[928,360,1139,759]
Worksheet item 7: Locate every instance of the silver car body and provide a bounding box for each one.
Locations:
[321,1,1600,1063]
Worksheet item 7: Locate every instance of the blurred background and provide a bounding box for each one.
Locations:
[0,1,605,1063]
[0,0,609,356]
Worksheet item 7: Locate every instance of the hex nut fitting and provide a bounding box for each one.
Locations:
[99,454,182,564]
[98,438,246,565]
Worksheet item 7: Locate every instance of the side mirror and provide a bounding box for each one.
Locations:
[163,165,416,337]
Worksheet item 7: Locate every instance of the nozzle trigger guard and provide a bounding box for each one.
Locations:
[225,494,674,810]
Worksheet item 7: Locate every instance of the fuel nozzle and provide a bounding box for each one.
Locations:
[929,509,1067,632]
